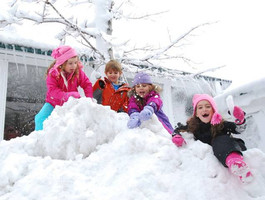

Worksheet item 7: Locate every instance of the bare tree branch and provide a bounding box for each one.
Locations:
[44,1,105,60]
[191,65,226,78]
[141,22,215,62]
[126,10,169,20]
[0,0,218,74]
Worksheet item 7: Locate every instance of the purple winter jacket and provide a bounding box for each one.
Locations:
[128,90,174,134]
[45,65,93,107]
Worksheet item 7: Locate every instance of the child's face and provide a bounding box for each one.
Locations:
[105,69,121,84]
[64,57,78,73]
[135,84,152,98]
[196,100,214,123]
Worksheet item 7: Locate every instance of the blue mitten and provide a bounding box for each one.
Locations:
[127,112,141,129]
[139,105,154,121]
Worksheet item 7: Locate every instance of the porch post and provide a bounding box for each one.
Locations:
[0,59,8,141]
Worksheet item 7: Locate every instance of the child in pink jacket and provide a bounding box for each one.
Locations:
[34,45,93,131]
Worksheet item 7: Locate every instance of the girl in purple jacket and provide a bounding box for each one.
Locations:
[34,45,93,131]
[127,72,182,139]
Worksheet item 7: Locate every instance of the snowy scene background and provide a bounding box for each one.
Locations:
[1,0,265,199]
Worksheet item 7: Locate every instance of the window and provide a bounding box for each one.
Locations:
[4,63,47,139]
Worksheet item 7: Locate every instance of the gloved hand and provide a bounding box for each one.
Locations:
[172,134,186,147]
[139,105,154,121]
[98,80,105,89]
[233,106,245,124]
[172,129,186,147]
[127,112,141,129]
[176,122,188,131]
[66,91,81,99]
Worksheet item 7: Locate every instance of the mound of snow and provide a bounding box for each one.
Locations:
[0,98,265,200]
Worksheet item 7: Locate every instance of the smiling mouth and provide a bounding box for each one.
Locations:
[138,92,146,97]
[202,114,209,118]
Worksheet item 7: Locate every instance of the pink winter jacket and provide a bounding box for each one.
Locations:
[45,65,93,107]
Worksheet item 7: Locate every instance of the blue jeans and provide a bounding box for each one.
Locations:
[34,103,54,131]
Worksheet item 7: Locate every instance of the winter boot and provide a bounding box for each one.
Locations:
[225,152,253,183]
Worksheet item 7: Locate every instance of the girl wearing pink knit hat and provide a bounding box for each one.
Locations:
[34,45,93,131]
[174,93,253,183]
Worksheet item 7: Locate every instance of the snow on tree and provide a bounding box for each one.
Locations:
[0,0,213,72]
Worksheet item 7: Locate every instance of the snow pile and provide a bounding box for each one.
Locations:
[215,77,265,152]
[0,98,265,200]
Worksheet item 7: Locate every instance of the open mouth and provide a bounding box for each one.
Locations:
[202,113,209,118]
[139,91,146,97]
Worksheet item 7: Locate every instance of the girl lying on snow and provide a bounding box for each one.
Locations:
[173,94,253,183]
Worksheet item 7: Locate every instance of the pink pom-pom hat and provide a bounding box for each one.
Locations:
[51,45,77,69]
[192,94,222,125]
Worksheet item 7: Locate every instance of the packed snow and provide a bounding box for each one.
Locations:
[0,95,265,200]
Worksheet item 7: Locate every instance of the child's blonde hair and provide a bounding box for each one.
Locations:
[105,60,122,73]
[46,56,80,81]
[128,84,162,107]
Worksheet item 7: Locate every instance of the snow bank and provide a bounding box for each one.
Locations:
[215,77,265,152]
[0,98,265,200]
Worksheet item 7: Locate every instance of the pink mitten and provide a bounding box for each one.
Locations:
[66,91,81,100]
[172,134,186,147]
[233,106,245,124]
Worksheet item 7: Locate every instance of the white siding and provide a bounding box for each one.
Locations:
[0,59,8,141]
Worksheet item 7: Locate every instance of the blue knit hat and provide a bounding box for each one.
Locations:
[132,72,152,86]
